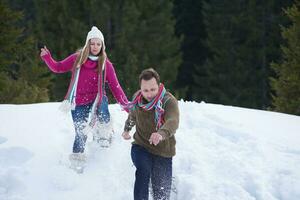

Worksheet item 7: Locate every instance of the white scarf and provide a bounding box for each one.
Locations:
[88,55,99,61]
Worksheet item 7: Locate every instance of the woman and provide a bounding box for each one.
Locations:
[40,26,128,169]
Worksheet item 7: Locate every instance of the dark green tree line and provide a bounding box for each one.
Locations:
[271,1,300,115]
[199,0,292,109]
[8,0,181,101]
[2,0,299,116]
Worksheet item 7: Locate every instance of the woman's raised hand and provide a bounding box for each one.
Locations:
[40,46,50,57]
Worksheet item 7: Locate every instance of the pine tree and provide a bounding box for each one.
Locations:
[202,0,255,107]
[201,0,292,108]
[31,0,88,100]
[271,1,300,115]
[0,0,51,103]
[109,0,182,97]
[173,0,208,100]
[108,0,141,96]
[135,0,181,92]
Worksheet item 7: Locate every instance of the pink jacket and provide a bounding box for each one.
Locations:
[41,52,128,106]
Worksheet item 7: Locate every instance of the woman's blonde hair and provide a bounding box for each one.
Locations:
[73,40,107,72]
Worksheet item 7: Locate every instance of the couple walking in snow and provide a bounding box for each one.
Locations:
[40,26,179,200]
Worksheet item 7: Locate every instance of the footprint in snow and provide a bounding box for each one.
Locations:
[0,147,34,167]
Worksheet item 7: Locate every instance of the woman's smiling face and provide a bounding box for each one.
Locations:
[89,38,102,56]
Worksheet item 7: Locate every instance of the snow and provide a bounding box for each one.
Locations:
[0,101,299,200]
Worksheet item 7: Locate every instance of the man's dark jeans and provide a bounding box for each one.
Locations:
[131,144,172,200]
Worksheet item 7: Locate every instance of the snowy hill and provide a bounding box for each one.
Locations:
[0,101,299,200]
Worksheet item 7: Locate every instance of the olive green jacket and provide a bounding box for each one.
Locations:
[124,92,179,158]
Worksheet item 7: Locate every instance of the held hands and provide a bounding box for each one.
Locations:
[40,46,50,57]
[122,131,131,140]
[149,132,163,146]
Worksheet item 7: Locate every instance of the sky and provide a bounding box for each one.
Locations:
[0,101,299,200]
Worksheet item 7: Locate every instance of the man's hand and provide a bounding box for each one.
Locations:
[122,131,131,140]
[149,132,163,146]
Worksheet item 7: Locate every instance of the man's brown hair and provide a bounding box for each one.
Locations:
[139,68,160,85]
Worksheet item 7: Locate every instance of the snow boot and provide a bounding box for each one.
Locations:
[93,121,114,148]
[69,153,87,173]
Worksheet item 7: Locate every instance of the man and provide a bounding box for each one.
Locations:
[122,68,179,200]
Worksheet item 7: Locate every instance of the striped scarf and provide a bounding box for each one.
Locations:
[126,84,166,130]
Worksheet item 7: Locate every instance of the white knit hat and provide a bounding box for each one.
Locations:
[76,26,106,68]
[85,26,105,50]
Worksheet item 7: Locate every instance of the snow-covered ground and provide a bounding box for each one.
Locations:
[0,101,299,200]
